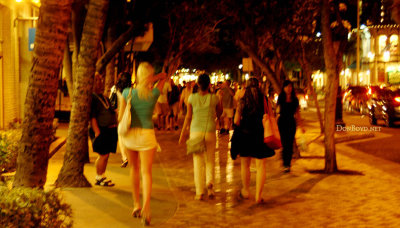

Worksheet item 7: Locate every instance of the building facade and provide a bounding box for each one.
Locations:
[0,0,39,129]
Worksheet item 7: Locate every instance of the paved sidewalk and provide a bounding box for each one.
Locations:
[46,121,400,227]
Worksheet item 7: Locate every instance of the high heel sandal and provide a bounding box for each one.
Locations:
[132,208,142,218]
[141,211,151,226]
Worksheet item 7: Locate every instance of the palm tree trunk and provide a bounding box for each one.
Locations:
[321,0,338,173]
[55,0,109,187]
[13,0,73,188]
[104,25,117,97]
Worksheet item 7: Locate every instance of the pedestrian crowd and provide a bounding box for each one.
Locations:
[88,62,305,226]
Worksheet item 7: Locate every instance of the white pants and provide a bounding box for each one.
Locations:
[191,131,216,196]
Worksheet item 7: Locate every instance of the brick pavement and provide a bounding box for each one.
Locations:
[47,122,400,227]
[155,128,400,227]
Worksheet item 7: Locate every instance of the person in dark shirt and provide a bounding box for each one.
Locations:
[90,72,118,186]
[276,80,305,173]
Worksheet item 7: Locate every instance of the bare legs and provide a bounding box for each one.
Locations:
[240,157,267,202]
[126,150,140,210]
[95,153,109,177]
[240,157,251,198]
[126,148,156,222]
[140,148,155,219]
[255,158,267,203]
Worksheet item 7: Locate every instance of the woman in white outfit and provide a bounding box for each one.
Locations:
[113,72,132,167]
[118,62,167,226]
[179,74,222,200]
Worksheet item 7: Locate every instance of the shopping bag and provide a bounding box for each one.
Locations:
[118,88,132,136]
[263,97,282,150]
[186,136,206,155]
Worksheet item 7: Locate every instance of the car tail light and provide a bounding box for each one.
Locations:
[395,97,400,103]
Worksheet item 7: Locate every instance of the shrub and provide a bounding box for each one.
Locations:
[0,186,73,228]
[0,129,22,173]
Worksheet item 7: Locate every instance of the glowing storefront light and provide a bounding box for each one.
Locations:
[368,52,375,61]
[383,51,390,62]
[379,35,387,53]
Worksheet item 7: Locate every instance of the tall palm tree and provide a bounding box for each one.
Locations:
[55,0,109,187]
[13,0,73,188]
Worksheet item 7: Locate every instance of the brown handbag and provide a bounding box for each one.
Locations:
[263,96,282,150]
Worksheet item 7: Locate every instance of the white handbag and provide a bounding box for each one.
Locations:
[118,88,132,136]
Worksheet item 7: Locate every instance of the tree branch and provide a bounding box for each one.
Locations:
[95,23,146,74]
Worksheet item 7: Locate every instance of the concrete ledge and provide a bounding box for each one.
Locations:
[49,137,66,158]
[314,132,375,144]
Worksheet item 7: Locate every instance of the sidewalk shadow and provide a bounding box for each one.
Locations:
[249,175,327,210]
[298,155,325,159]
[308,169,364,176]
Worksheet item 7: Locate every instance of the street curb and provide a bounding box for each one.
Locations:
[335,132,375,143]
[49,137,66,159]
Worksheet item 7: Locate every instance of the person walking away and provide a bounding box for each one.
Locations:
[219,80,235,135]
[232,77,275,204]
[167,79,180,130]
[179,81,193,117]
[276,80,305,173]
[155,78,171,130]
[179,74,222,200]
[89,72,118,187]
[113,72,132,167]
[118,62,167,226]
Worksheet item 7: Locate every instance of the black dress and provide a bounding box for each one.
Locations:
[277,97,299,167]
[231,95,275,159]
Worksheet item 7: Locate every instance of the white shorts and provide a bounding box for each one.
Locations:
[120,127,158,151]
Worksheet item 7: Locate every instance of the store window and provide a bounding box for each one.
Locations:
[379,35,387,53]
[390,35,398,54]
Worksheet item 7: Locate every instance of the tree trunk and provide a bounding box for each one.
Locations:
[13,0,72,188]
[392,0,400,24]
[71,1,87,87]
[299,46,324,133]
[104,25,117,97]
[63,38,73,96]
[237,39,281,93]
[55,0,109,187]
[321,0,338,173]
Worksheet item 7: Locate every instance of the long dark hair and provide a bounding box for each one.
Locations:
[243,77,263,115]
[277,80,298,105]
[116,72,132,92]
[197,74,210,92]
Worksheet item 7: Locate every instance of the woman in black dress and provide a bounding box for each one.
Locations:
[232,77,274,204]
[276,80,305,173]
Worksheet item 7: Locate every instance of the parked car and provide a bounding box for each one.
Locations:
[343,86,370,114]
[368,87,400,127]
